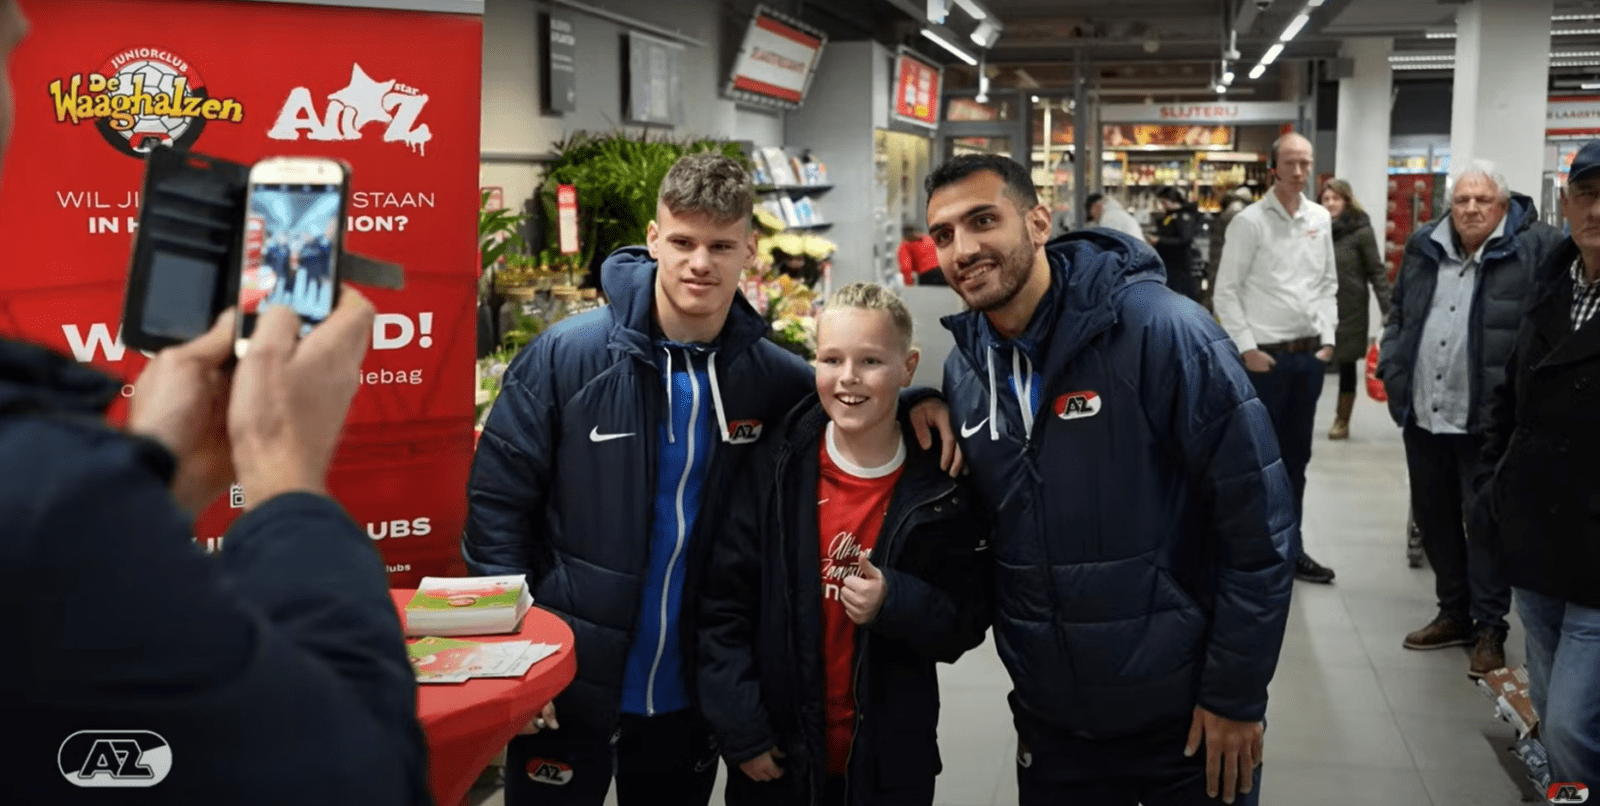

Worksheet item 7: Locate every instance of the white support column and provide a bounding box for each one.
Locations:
[1450,0,1553,195]
[1335,38,1394,221]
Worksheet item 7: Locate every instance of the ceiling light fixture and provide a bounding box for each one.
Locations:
[951,0,986,20]
[970,19,1001,49]
[1215,83,1228,93]
[920,27,978,65]
[1249,63,1266,80]
[1425,31,1455,39]
[1261,43,1285,65]
[1222,69,1235,85]
[1582,82,1600,89]
[1280,13,1310,42]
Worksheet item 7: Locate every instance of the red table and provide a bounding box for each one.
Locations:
[391,590,576,806]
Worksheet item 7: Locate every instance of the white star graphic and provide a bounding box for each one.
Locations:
[327,64,395,132]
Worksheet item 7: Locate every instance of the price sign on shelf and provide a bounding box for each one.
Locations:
[557,184,580,255]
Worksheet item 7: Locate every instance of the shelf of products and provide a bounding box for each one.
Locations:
[748,145,831,230]
[1100,151,1268,215]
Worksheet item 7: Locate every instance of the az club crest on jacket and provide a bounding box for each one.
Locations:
[57,731,173,788]
[1054,391,1102,420]
[727,419,763,444]
[48,48,245,158]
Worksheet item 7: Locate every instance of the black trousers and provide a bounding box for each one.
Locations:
[1245,350,1325,539]
[1401,420,1511,629]
[504,710,718,806]
[1013,698,1263,806]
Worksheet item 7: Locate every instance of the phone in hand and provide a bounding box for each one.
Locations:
[235,156,349,358]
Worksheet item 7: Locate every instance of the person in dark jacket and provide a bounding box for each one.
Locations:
[1203,185,1255,313]
[1319,178,1393,440]
[463,154,958,806]
[925,154,1295,806]
[1377,162,1563,678]
[1150,185,1200,302]
[700,283,990,806]
[1473,141,1600,788]
[4,291,432,804]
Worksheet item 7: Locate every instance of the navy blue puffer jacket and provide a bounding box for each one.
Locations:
[941,229,1296,737]
[463,248,814,731]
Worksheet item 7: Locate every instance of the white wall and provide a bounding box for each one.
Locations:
[1450,0,1553,196]
[479,0,787,212]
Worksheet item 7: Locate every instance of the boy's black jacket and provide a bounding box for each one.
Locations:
[699,394,992,805]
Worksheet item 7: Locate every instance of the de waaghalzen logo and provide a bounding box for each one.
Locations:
[48,47,246,158]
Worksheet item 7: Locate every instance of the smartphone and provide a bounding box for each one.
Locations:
[235,157,349,358]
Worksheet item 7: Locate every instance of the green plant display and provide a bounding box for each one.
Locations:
[480,190,528,273]
[537,130,747,274]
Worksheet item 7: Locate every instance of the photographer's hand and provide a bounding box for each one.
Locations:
[129,309,238,515]
[230,290,375,509]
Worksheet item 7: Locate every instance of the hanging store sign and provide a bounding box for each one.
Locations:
[726,5,826,109]
[893,48,942,128]
[1547,96,1600,135]
[1099,101,1300,125]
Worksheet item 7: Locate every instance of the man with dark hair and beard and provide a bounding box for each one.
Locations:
[926,154,1295,805]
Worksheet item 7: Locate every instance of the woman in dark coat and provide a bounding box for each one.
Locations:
[1319,178,1393,440]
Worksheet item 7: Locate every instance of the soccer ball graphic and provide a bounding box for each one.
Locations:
[111,60,193,153]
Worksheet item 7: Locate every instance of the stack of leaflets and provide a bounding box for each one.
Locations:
[404,575,533,637]
[408,637,562,684]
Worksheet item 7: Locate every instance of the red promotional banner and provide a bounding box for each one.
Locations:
[1,0,483,586]
[557,183,580,255]
[894,50,941,128]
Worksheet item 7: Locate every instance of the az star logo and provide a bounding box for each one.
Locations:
[267,64,432,154]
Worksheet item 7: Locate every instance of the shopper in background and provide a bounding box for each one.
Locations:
[1474,140,1600,786]
[1378,161,1561,678]
[927,154,1294,806]
[897,225,942,286]
[1150,185,1200,302]
[1204,185,1255,312]
[1319,178,1393,440]
[1085,191,1145,240]
[1212,132,1340,585]
[700,283,990,806]
[464,153,959,806]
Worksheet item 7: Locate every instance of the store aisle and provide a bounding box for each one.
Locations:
[471,382,1540,806]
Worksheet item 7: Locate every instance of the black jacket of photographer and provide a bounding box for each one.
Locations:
[0,339,430,806]
[1474,238,1600,609]
[698,396,991,806]
[1378,193,1563,431]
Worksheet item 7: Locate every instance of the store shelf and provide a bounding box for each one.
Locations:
[787,221,834,230]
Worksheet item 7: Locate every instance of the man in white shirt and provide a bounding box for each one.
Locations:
[1086,192,1146,241]
[1212,133,1339,584]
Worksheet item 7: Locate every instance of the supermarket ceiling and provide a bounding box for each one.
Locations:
[831,0,1600,98]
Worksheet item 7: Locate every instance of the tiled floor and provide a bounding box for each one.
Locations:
[472,381,1545,806]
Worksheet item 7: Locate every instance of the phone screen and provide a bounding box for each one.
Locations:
[239,182,341,339]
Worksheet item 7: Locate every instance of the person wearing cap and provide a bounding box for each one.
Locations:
[1472,140,1600,786]
[1149,186,1200,302]
[1378,160,1562,679]
[1211,132,1340,585]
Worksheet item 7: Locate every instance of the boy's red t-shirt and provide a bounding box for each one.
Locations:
[816,424,905,778]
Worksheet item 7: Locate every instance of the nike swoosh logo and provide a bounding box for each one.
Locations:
[589,426,636,443]
[960,419,989,438]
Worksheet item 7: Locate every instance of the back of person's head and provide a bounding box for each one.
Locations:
[658,152,753,227]
[1085,192,1106,210]
[924,154,1040,212]
[1156,186,1186,206]
[822,282,916,355]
